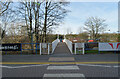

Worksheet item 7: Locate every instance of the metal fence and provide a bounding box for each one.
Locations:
[2,41,119,55]
[40,43,52,55]
[2,38,60,55]
[21,43,39,54]
[2,43,52,55]
[74,43,85,55]
[84,42,98,51]
[2,43,39,55]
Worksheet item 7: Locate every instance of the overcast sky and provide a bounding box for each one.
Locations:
[56,2,118,34]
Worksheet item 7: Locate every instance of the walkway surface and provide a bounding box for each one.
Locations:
[53,42,71,55]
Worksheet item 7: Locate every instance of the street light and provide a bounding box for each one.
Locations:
[117,31,120,34]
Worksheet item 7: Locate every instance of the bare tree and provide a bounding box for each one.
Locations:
[0,1,11,16]
[32,1,43,43]
[17,2,37,52]
[0,2,14,39]
[84,17,107,40]
[78,32,88,42]
[16,0,69,44]
[0,24,2,41]
[40,0,69,42]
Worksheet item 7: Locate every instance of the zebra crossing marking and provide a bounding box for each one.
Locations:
[48,57,75,61]
[43,73,85,77]
[44,57,85,78]
[47,66,79,70]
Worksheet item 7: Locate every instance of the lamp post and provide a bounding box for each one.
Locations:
[117,31,120,42]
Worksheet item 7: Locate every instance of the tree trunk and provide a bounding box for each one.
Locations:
[29,2,34,53]
[43,1,48,43]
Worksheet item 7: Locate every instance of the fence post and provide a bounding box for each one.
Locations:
[98,43,100,54]
[40,43,41,55]
[48,43,49,55]
[83,43,85,55]
[36,43,37,54]
[21,43,22,55]
[75,43,76,55]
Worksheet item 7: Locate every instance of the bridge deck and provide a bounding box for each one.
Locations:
[53,42,71,54]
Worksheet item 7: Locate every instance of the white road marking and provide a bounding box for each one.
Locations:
[77,64,120,68]
[0,64,49,69]
[43,73,85,77]
[113,66,120,68]
[48,57,75,61]
[47,66,79,70]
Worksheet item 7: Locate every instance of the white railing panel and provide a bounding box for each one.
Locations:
[52,39,60,53]
[63,39,72,54]
[75,43,85,55]
[40,43,49,55]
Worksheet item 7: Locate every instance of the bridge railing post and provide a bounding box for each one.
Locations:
[48,43,50,55]
[36,43,37,54]
[83,43,85,55]
[40,43,41,55]
[75,43,76,55]
[74,43,85,55]
[21,43,22,55]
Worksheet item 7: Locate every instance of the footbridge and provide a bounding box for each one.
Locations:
[53,42,71,55]
[40,38,84,55]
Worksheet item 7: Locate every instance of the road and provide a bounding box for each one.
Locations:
[1,42,120,79]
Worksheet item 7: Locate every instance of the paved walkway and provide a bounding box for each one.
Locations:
[53,42,71,55]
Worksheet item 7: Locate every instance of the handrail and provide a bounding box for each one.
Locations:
[63,39,72,54]
[52,39,60,53]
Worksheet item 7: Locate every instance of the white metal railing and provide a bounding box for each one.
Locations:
[52,39,60,53]
[40,43,51,55]
[74,43,85,55]
[39,39,60,55]
[39,39,85,55]
[63,39,73,54]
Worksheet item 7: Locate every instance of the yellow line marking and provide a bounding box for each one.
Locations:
[0,62,120,64]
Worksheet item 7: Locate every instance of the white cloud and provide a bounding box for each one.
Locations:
[57,2,118,34]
